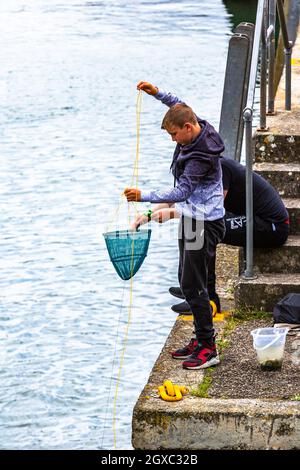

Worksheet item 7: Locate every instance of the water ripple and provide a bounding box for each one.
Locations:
[0,0,233,450]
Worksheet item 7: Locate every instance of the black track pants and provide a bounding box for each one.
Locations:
[178,217,225,342]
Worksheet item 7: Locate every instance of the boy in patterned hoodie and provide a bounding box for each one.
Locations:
[124,81,225,369]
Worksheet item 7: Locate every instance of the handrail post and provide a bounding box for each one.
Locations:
[268,0,276,115]
[242,0,265,279]
[277,0,293,110]
[243,108,254,279]
[285,44,292,110]
[260,5,268,129]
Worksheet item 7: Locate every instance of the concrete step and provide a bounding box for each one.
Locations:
[254,131,300,164]
[252,235,300,274]
[283,198,300,235]
[253,163,300,198]
[235,273,300,312]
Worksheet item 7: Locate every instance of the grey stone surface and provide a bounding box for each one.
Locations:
[141,316,205,391]
[283,198,300,235]
[253,162,300,198]
[209,319,300,399]
[254,128,300,164]
[215,244,243,300]
[235,273,300,311]
[252,235,300,273]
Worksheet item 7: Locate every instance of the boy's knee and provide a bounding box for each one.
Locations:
[181,286,209,305]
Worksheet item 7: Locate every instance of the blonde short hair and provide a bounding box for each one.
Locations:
[161,103,198,130]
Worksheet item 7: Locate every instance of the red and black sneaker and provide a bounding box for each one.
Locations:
[182,338,220,369]
[171,338,198,359]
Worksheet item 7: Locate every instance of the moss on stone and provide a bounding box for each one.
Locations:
[291,394,300,401]
[136,410,173,430]
[232,308,271,321]
[275,422,294,437]
[190,368,214,398]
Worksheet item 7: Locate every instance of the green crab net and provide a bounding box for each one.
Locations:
[103,229,152,281]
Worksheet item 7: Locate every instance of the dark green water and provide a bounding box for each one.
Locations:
[223,0,258,30]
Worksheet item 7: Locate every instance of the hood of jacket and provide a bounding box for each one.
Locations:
[170,118,224,179]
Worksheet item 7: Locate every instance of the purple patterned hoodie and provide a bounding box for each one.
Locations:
[140,90,225,221]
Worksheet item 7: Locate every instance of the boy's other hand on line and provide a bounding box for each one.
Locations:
[131,209,173,231]
[152,208,178,223]
[137,81,158,95]
[131,213,148,231]
[124,188,141,202]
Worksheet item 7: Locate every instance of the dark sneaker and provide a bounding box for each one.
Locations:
[169,286,185,300]
[171,298,221,316]
[182,338,220,369]
[171,301,192,314]
[171,337,198,359]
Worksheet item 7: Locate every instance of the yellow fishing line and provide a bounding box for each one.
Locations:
[128,90,142,226]
[112,251,135,449]
[131,89,142,188]
[106,92,142,233]
[112,90,143,449]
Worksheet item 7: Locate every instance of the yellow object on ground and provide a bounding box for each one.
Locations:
[178,310,231,322]
[158,380,188,402]
[210,300,217,316]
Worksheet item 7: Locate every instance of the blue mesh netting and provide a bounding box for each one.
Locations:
[103,229,152,280]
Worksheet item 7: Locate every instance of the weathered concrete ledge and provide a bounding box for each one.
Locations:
[254,113,300,164]
[133,397,300,450]
[132,316,300,450]
[253,162,300,198]
[252,236,300,273]
[235,273,300,312]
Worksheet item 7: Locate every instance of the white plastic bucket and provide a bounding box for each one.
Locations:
[250,327,289,370]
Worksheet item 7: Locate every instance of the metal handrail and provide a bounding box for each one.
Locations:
[243,0,265,279]
[277,0,293,109]
[242,0,293,279]
[268,0,276,115]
